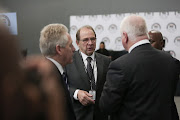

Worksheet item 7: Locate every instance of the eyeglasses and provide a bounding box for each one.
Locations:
[79,37,96,43]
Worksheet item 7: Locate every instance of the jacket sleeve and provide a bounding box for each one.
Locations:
[99,61,129,114]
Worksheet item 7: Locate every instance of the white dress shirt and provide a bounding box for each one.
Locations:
[73,52,97,100]
[128,39,150,53]
[46,57,65,74]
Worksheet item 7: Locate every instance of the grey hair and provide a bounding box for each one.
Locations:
[120,14,148,41]
[39,23,68,56]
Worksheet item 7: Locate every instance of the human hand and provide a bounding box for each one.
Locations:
[77,90,95,106]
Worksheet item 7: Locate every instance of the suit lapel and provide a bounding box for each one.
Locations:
[74,51,91,87]
[95,53,104,91]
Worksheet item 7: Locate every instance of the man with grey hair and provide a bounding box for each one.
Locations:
[99,15,179,120]
[39,23,76,120]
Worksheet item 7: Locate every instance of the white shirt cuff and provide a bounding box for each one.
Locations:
[73,89,79,100]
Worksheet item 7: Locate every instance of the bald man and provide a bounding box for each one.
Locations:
[148,30,165,50]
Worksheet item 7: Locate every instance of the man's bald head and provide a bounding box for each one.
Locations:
[148,30,165,50]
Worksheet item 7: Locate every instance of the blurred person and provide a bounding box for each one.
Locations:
[66,25,111,120]
[39,23,76,120]
[99,15,179,120]
[0,24,65,120]
[96,41,110,56]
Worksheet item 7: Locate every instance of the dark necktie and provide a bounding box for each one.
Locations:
[63,72,68,88]
[86,57,96,90]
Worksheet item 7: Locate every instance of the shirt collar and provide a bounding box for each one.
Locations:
[128,39,150,53]
[80,51,95,61]
[46,57,64,74]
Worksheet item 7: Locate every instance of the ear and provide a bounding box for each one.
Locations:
[56,45,62,55]
[123,32,129,43]
[76,40,79,46]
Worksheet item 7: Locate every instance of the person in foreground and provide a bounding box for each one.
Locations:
[39,23,76,120]
[99,15,179,120]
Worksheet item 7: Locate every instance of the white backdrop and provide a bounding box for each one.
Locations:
[70,11,180,60]
[0,12,17,35]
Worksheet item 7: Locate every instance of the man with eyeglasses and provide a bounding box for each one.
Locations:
[66,25,111,120]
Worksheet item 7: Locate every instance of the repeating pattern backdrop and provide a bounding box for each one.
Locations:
[70,11,180,60]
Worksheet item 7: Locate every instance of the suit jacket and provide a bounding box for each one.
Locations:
[99,43,179,120]
[49,60,76,120]
[66,51,111,120]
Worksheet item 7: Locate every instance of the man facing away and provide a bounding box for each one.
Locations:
[66,25,111,120]
[148,30,180,96]
[39,23,76,120]
[99,15,179,120]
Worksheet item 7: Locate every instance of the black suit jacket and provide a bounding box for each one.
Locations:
[49,60,76,120]
[66,51,111,120]
[99,43,179,120]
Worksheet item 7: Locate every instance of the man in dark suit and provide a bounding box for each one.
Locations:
[99,15,179,120]
[148,30,180,96]
[39,23,76,120]
[66,25,111,120]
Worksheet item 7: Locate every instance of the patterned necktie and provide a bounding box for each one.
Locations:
[86,57,96,90]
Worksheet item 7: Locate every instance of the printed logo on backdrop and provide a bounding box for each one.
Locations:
[175,11,180,19]
[0,14,11,26]
[151,23,161,31]
[116,14,125,20]
[174,36,180,46]
[163,36,168,44]
[102,37,110,47]
[0,13,17,35]
[70,25,78,34]
[95,25,104,34]
[76,16,84,21]
[115,37,123,50]
[108,24,118,33]
[102,15,111,21]
[169,50,176,57]
[89,15,98,21]
[159,12,169,19]
[167,23,176,33]
[144,12,154,19]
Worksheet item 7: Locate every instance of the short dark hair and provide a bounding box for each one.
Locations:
[76,25,96,41]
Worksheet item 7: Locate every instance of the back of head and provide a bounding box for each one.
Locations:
[39,23,68,57]
[120,14,148,41]
[148,30,164,50]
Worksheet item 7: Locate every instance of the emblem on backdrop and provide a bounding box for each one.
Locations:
[95,25,104,34]
[163,36,168,44]
[0,14,11,26]
[151,23,161,31]
[70,25,78,34]
[167,23,176,33]
[174,36,180,47]
[102,37,110,46]
[108,24,118,33]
